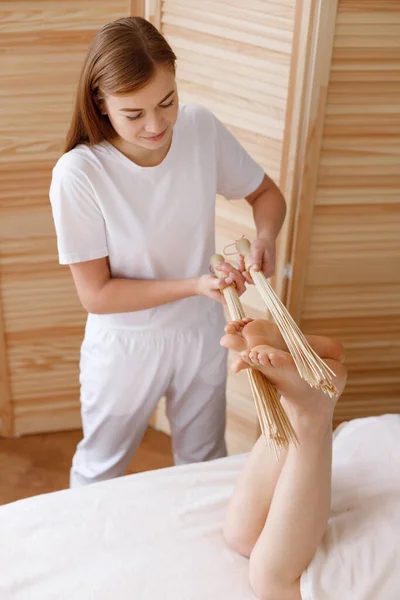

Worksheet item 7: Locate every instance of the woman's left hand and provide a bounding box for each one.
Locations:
[213,261,247,296]
[237,237,276,283]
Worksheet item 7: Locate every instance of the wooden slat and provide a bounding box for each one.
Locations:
[165,0,294,30]
[163,0,296,12]
[130,0,145,17]
[0,1,130,436]
[276,0,318,299]
[0,289,13,436]
[289,0,400,425]
[286,0,339,320]
[0,2,130,32]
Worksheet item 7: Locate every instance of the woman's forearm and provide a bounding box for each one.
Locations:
[88,276,199,314]
[252,184,286,241]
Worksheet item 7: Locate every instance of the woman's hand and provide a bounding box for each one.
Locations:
[238,237,276,284]
[196,262,246,303]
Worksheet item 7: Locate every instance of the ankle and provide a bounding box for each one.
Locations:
[284,402,334,440]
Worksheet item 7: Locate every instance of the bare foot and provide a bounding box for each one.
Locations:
[221,318,345,368]
[238,344,347,414]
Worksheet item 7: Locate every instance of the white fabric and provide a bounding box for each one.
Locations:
[1,415,398,599]
[1,455,256,600]
[301,413,400,600]
[49,103,264,330]
[72,306,228,487]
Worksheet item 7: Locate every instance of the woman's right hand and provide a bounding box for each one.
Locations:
[195,263,246,303]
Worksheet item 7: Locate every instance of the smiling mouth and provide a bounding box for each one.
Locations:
[142,129,168,142]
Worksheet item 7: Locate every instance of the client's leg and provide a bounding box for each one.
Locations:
[221,320,346,600]
[222,319,344,558]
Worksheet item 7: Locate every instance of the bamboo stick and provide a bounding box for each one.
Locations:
[210,254,299,453]
[235,238,337,398]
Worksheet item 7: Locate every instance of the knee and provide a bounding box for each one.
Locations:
[249,568,301,600]
[223,524,253,558]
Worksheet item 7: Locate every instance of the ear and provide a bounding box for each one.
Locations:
[94,93,107,115]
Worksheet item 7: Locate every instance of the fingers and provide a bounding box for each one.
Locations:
[209,288,226,304]
[250,240,264,272]
[214,261,246,295]
[262,263,275,278]
[237,254,254,285]
[237,254,245,273]
[250,240,276,278]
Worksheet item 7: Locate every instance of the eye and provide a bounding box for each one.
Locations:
[126,113,142,121]
[160,100,175,109]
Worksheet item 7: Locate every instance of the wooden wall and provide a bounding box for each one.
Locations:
[0,2,130,436]
[288,0,400,426]
[150,0,297,452]
[1,1,296,450]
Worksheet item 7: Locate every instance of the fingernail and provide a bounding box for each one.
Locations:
[225,277,233,284]
[252,264,259,270]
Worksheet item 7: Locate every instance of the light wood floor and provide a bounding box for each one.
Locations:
[0,427,173,506]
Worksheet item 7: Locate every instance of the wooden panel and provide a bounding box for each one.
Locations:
[296,1,400,424]
[0,2,130,436]
[148,0,297,452]
[285,0,339,320]
[0,291,13,436]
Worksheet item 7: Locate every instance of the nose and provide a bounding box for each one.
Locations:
[143,111,165,135]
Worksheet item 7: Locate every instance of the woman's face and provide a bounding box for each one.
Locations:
[103,66,179,153]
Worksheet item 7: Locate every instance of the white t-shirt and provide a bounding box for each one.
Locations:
[49,104,264,329]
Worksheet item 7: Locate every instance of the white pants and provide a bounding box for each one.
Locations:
[70,308,228,487]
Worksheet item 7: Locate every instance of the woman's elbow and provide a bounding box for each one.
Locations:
[78,292,106,315]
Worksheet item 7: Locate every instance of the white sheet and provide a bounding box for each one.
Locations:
[1,414,399,600]
[301,413,400,600]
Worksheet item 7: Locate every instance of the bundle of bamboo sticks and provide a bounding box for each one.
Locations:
[235,238,337,398]
[210,237,338,452]
[210,254,299,454]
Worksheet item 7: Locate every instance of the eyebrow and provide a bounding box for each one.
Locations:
[119,90,175,112]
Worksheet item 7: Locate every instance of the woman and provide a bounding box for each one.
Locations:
[49,17,286,487]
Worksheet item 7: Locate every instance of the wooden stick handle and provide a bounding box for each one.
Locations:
[210,254,245,319]
[235,237,252,270]
[210,253,226,275]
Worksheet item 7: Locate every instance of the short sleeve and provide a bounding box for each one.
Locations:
[49,165,108,265]
[214,116,264,200]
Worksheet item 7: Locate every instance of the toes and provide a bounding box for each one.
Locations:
[249,345,292,369]
[231,357,251,374]
[220,333,247,352]
[268,350,290,369]
[257,351,271,367]
[224,318,253,335]
[240,350,257,367]
[248,349,261,365]
[224,323,240,335]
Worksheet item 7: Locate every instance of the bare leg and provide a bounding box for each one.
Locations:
[224,335,347,600]
[222,319,344,558]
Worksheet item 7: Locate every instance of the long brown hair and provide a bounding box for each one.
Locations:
[64,17,176,152]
